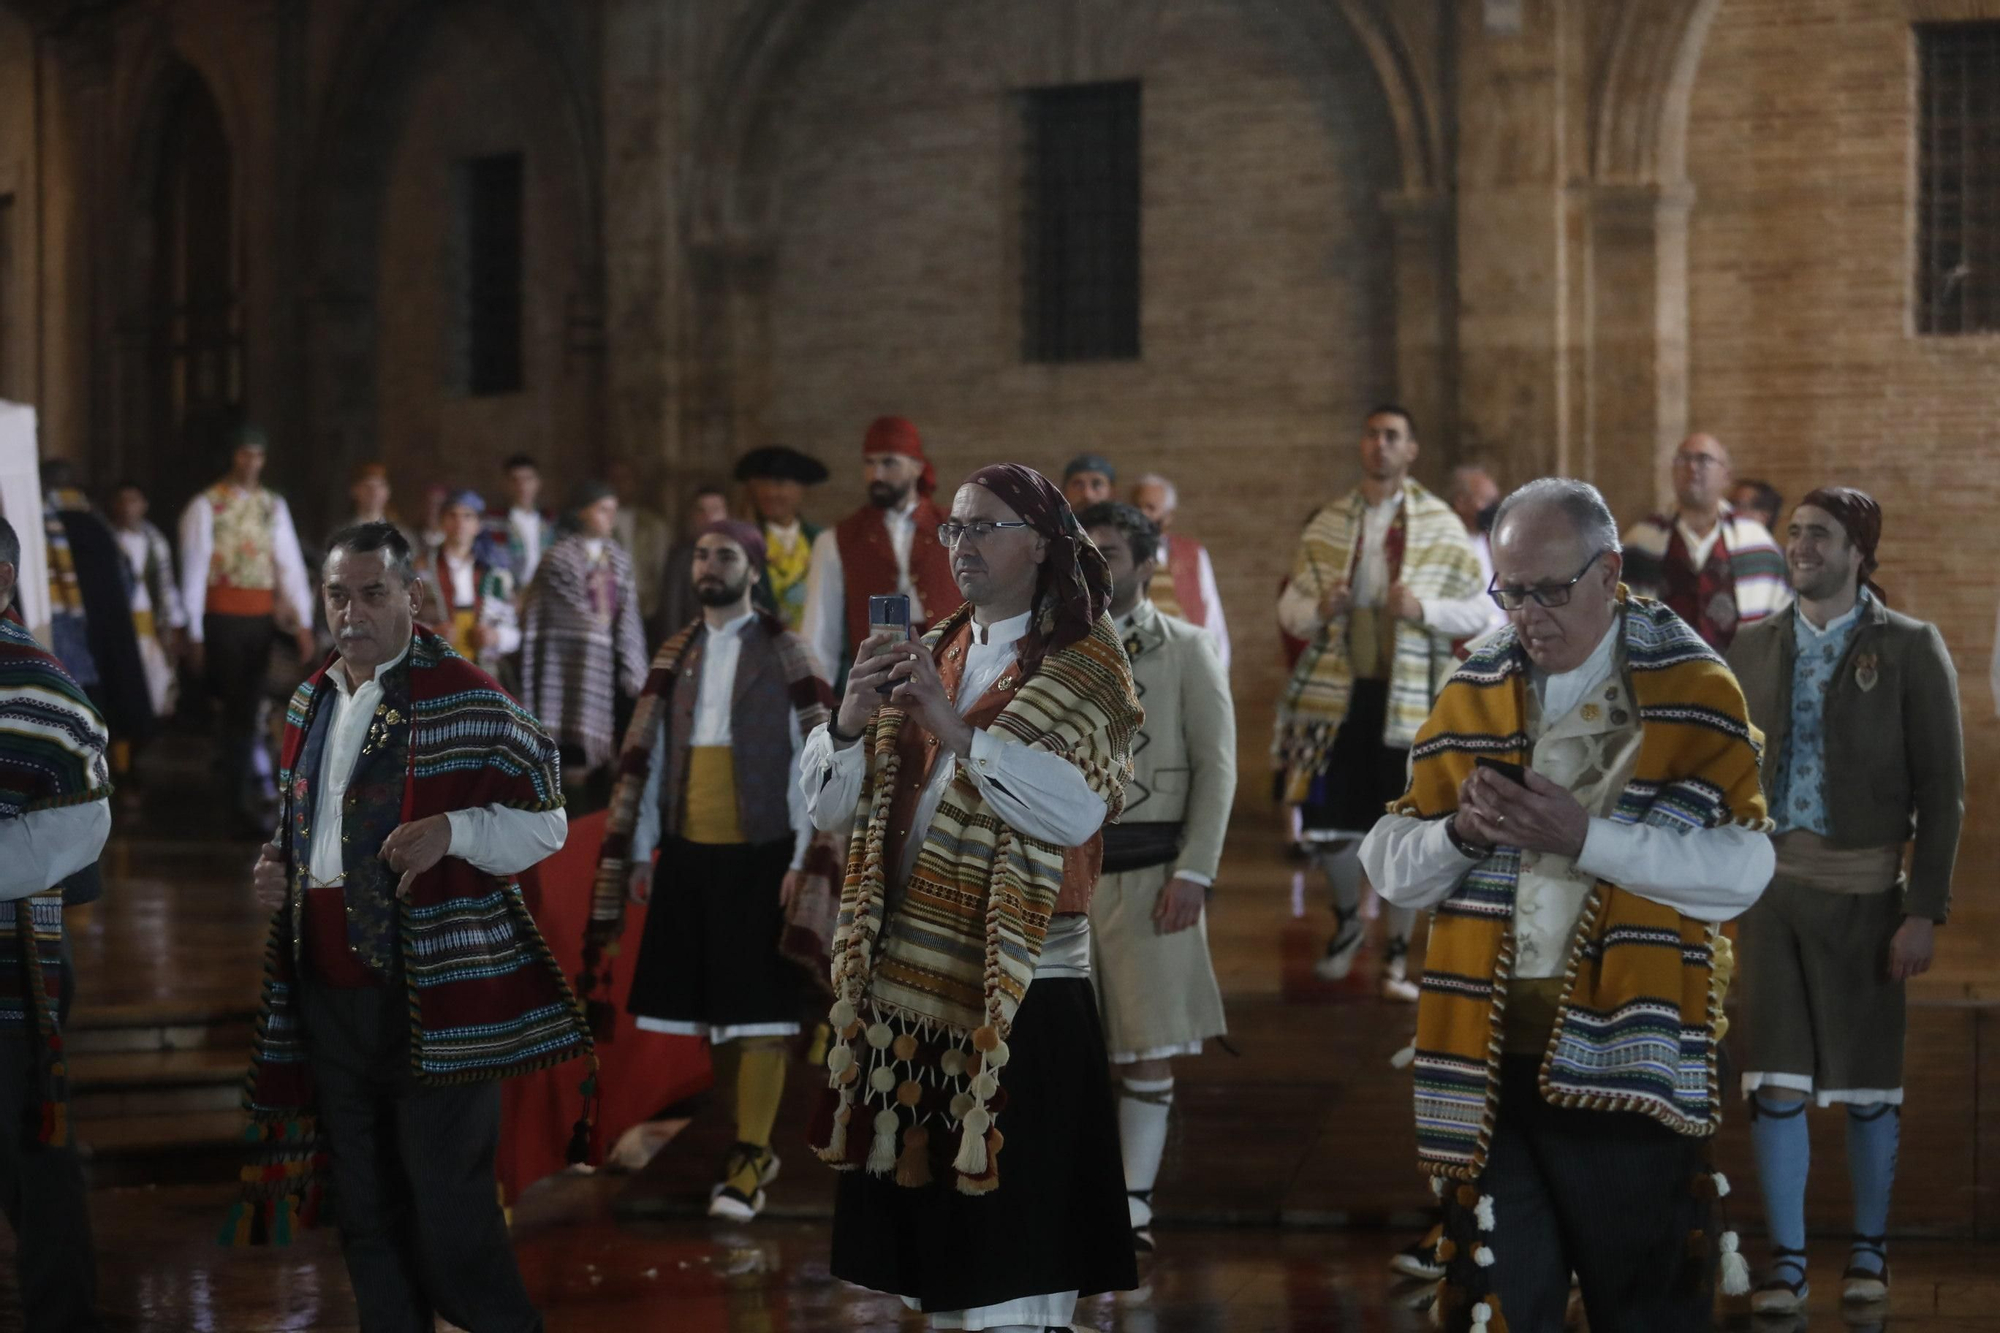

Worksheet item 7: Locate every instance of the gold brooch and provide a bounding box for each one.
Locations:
[1581,703,1601,722]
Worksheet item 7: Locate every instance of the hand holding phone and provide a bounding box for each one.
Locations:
[867,594,913,696]
[1474,757,1527,786]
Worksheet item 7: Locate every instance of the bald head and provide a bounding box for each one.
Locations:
[1448,464,1500,534]
[1671,433,1733,515]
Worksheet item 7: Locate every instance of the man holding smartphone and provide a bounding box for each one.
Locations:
[799,463,1141,1333]
[1359,478,1774,1330]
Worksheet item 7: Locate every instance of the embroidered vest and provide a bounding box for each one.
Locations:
[286,665,412,978]
[659,626,798,847]
[879,622,1101,916]
[1661,527,1739,650]
[834,501,958,655]
[207,485,278,616]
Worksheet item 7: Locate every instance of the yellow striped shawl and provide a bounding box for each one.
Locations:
[816,605,1140,1193]
[1275,480,1480,775]
[1399,595,1770,1179]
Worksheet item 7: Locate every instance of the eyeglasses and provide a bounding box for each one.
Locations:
[1488,551,1606,611]
[1672,453,1727,471]
[937,520,1034,546]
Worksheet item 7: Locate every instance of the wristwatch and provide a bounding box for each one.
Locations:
[1444,816,1492,861]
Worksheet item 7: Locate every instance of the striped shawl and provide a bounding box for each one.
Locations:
[582,612,835,1029]
[816,605,1140,1195]
[227,629,592,1245]
[521,535,650,770]
[1398,595,1770,1179]
[1275,481,1481,775]
[1622,509,1791,632]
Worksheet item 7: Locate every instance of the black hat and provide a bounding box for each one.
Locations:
[733,445,829,486]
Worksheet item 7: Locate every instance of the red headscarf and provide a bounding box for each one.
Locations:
[963,463,1111,665]
[862,416,937,496]
[1799,486,1885,601]
[696,518,768,572]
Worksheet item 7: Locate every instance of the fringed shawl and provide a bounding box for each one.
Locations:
[520,535,649,770]
[1275,480,1480,772]
[1399,595,1771,1179]
[226,629,592,1246]
[816,604,1139,1194]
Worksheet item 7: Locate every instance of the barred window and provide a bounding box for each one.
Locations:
[1021,81,1141,362]
[452,153,525,394]
[1917,23,2000,333]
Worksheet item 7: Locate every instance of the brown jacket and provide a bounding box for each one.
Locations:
[1726,596,1964,920]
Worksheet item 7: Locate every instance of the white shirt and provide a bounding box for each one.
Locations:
[177,487,315,642]
[511,508,547,586]
[1676,514,1724,570]
[801,499,926,681]
[1351,493,1404,609]
[0,801,111,902]
[1359,622,1772,974]
[1419,531,1508,640]
[799,610,1107,891]
[440,551,522,657]
[629,610,814,870]
[305,635,567,886]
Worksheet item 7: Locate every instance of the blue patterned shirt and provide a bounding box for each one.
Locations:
[1771,594,1870,835]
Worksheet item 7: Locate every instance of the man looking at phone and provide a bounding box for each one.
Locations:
[799,464,1141,1332]
[801,416,958,683]
[1359,478,1774,1330]
[1725,489,1962,1314]
[591,519,836,1221]
[1078,501,1235,1256]
[1275,405,1485,998]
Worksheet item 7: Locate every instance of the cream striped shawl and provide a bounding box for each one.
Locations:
[1275,479,1482,771]
[816,604,1140,1194]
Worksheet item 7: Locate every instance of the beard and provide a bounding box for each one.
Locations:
[694,576,750,607]
[868,480,910,510]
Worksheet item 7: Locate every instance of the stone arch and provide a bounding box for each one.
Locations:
[1590,0,1722,186]
[299,0,602,533]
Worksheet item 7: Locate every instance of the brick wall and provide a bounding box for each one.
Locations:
[1687,0,1998,899]
[751,0,1405,785]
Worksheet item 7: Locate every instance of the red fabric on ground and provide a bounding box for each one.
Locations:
[496,810,711,1202]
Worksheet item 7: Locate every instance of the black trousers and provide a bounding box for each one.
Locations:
[0,937,101,1332]
[300,972,540,1333]
[1452,1057,1712,1333]
[203,613,275,817]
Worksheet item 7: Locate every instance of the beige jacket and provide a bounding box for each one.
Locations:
[1117,599,1237,881]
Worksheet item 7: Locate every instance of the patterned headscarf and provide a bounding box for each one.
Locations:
[963,463,1111,665]
[1799,486,1885,600]
[695,518,767,572]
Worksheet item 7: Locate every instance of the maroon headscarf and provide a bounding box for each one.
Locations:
[696,518,768,572]
[963,463,1111,663]
[1799,486,1885,600]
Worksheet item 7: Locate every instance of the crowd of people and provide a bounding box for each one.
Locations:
[0,402,1963,1333]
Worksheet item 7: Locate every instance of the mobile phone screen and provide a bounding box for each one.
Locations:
[867,594,912,694]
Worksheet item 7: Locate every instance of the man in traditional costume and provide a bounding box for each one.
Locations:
[800,463,1141,1331]
[520,482,649,800]
[1622,433,1790,651]
[238,522,588,1330]
[1061,454,1117,512]
[1275,406,1485,999]
[0,514,112,1332]
[801,417,957,683]
[653,485,731,644]
[1726,488,1963,1314]
[607,459,673,631]
[417,490,519,675]
[179,426,316,834]
[734,445,829,632]
[1078,501,1233,1257]
[110,481,187,735]
[40,463,151,774]
[485,453,557,589]
[1129,473,1231,672]
[1360,478,1774,1330]
[589,520,834,1220]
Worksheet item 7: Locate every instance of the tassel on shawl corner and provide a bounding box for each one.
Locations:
[865,1109,899,1175]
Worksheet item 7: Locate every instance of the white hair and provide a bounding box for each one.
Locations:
[1132,473,1178,512]
[1492,477,1622,556]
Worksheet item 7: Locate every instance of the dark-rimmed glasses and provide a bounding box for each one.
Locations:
[1488,550,1606,611]
[937,520,1034,546]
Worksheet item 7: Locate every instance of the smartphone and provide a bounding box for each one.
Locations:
[1474,757,1527,786]
[867,594,913,695]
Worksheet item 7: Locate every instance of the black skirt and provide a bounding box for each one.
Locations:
[626,836,800,1033]
[1299,677,1411,837]
[829,977,1139,1311]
